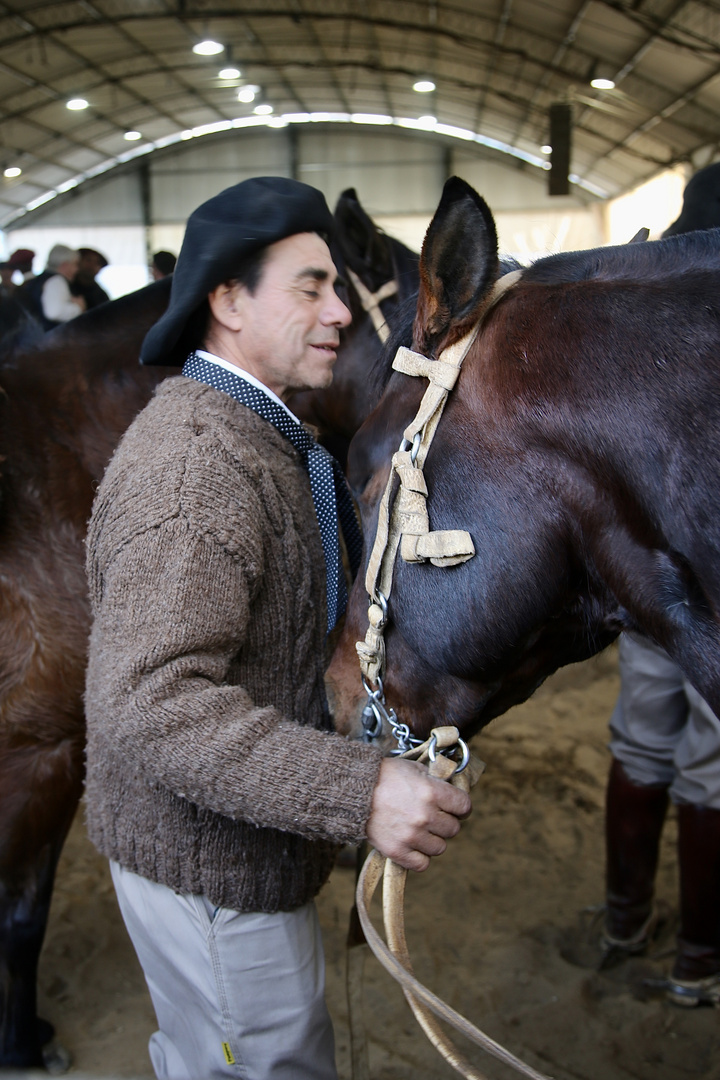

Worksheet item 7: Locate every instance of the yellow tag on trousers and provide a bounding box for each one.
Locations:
[222,1042,236,1065]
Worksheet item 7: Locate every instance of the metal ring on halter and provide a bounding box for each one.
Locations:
[361,672,385,700]
[400,431,422,464]
[370,590,388,629]
[427,735,470,774]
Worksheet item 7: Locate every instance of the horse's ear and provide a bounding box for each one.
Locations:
[416,177,498,355]
[333,188,392,278]
[628,227,649,243]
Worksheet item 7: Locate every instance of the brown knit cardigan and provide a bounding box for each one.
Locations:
[84,375,381,913]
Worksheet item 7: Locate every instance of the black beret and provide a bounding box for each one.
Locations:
[140,176,335,366]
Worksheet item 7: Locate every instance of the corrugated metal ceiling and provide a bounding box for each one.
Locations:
[1,0,719,226]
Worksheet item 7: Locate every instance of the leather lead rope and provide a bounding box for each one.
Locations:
[348,267,548,1080]
[356,848,554,1080]
[353,728,554,1080]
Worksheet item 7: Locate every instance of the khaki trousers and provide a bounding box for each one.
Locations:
[110,861,337,1080]
[609,632,720,808]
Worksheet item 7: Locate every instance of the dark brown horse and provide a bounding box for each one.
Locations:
[0,282,171,1071]
[326,177,720,752]
[0,191,418,1069]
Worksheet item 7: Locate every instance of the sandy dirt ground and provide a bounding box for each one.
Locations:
[11,644,720,1080]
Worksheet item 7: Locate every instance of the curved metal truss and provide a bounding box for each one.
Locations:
[1,0,719,224]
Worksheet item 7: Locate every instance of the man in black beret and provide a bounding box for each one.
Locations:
[84,175,471,1080]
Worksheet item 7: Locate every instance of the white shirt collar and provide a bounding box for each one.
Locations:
[195,349,302,425]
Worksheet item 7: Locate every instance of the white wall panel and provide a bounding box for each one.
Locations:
[376,205,606,263]
[297,130,446,215]
[149,133,291,223]
[3,126,610,298]
[453,155,556,211]
[13,172,146,228]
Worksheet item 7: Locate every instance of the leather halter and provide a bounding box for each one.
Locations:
[355,268,523,743]
[346,267,398,344]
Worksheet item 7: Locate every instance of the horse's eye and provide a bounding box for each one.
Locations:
[350,472,376,503]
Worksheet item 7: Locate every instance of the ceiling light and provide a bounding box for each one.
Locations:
[413,79,435,93]
[3,166,21,178]
[590,77,615,90]
[418,115,437,127]
[124,130,142,141]
[219,67,241,79]
[237,85,259,103]
[541,144,552,154]
[193,40,224,56]
[254,104,273,115]
[67,98,88,110]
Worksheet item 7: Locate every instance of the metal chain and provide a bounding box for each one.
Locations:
[360,672,423,754]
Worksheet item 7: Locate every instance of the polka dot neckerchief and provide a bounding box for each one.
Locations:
[182,351,363,633]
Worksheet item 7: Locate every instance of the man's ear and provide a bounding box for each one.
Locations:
[207,281,245,331]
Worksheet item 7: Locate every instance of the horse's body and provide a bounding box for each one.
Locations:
[326,178,720,750]
[0,282,172,1069]
[0,190,418,1068]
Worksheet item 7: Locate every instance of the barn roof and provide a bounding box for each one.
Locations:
[1,0,719,227]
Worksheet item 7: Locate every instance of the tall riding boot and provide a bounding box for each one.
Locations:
[666,803,720,1006]
[603,757,670,955]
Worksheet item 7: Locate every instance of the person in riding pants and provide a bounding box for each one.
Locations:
[83,176,471,1080]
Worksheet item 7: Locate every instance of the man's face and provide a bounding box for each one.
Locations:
[58,256,80,281]
[229,232,352,400]
[78,252,102,279]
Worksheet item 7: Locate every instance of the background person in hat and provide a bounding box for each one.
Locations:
[7,246,35,283]
[83,175,471,1080]
[16,243,85,329]
[70,246,110,309]
[149,249,177,279]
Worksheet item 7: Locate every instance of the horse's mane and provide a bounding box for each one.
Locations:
[368,230,720,404]
[368,292,418,399]
[524,227,720,285]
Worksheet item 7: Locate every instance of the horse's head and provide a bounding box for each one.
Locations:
[332,187,420,304]
[332,187,394,293]
[326,178,622,749]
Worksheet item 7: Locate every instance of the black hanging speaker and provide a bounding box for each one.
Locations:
[549,103,571,196]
